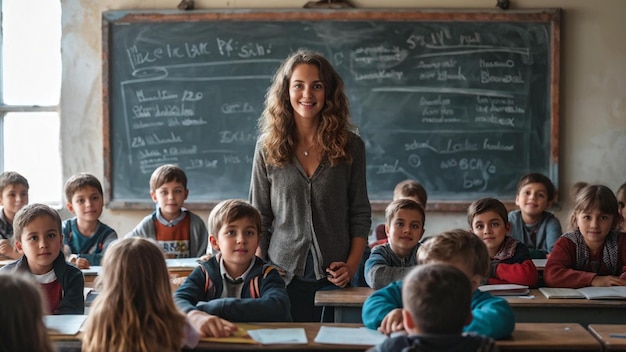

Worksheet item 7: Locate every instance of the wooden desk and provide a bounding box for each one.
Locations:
[316,287,626,326]
[314,287,373,323]
[587,325,626,351]
[499,323,600,351]
[82,257,200,285]
[49,322,601,352]
[506,289,626,326]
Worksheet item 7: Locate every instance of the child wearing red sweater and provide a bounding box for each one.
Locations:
[468,197,538,287]
[544,185,626,288]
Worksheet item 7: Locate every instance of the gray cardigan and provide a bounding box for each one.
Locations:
[249,132,372,284]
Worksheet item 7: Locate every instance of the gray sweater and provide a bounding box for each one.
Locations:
[365,243,420,289]
[249,132,372,284]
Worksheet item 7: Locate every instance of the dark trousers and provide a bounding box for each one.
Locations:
[287,277,338,322]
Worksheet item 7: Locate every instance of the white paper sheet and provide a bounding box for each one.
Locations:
[44,315,88,335]
[247,328,307,344]
[314,326,387,345]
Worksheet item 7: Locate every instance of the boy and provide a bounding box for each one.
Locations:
[126,164,208,258]
[0,171,29,260]
[174,199,291,337]
[508,173,562,259]
[367,264,498,352]
[365,198,425,289]
[370,179,427,246]
[63,173,118,268]
[362,229,515,340]
[0,203,84,314]
[468,197,538,287]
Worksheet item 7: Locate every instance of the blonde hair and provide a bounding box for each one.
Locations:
[82,237,186,352]
[0,272,54,352]
[417,229,490,277]
[258,49,354,167]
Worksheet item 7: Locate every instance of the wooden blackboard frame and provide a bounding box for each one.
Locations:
[102,8,560,211]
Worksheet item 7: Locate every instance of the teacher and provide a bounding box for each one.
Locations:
[250,49,372,322]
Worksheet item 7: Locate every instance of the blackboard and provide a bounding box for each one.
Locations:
[102,8,560,211]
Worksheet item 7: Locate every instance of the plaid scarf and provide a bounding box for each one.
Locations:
[562,230,619,275]
[492,236,519,261]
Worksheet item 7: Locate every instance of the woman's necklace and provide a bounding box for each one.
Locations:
[302,141,316,157]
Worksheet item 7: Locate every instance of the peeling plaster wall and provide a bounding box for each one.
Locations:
[61,0,626,237]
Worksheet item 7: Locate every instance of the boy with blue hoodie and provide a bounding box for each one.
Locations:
[367,264,498,352]
[362,229,514,340]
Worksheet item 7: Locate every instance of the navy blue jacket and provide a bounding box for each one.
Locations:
[1,251,84,314]
[174,256,291,322]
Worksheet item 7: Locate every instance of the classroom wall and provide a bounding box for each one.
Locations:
[61,0,626,238]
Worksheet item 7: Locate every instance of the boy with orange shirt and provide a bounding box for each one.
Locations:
[127,164,208,258]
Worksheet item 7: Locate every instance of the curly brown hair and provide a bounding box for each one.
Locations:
[258,49,354,167]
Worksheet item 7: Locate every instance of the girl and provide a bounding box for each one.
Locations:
[249,49,371,321]
[82,237,199,352]
[0,272,54,352]
[544,184,626,288]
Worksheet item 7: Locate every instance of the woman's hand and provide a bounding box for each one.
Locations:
[326,261,353,288]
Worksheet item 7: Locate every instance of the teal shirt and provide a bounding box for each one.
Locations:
[362,280,515,339]
[63,218,118,266]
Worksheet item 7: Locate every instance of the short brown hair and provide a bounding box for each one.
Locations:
[12,204,62,245]
[403,263,472,334]
[208,199,262,236]
[149,164,187,191]
[417,229,489,277]
[64,173,103,202]
[0,171,29,193]
[467,197,509,228]
[393,179,428,207]
[516,173,556,202]
[385,198,425,227]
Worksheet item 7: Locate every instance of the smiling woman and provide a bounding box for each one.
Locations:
[0,0,62,206]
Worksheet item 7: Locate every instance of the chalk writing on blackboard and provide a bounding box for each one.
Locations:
[103,9,560,210]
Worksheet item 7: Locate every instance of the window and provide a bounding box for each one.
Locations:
[0,0,62,205]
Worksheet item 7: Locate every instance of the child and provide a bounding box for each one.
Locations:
[0,272,55,352]
[127,164,208,258]
[82,237,199,351]
[366,264,498,352]
[362,229,515,340]
[0,203,84,314]
[508,172,562,259]
[175,199,291,337]
[365,198,425,289]
[544,184,626,288]
[616,182,626,233]
[0,171,29,260]
[62,173,118,268]
[468,197,538,287]
[370,179,427,247]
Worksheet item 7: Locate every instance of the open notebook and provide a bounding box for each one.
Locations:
[478,284,529,296]
[539,286,626,299]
